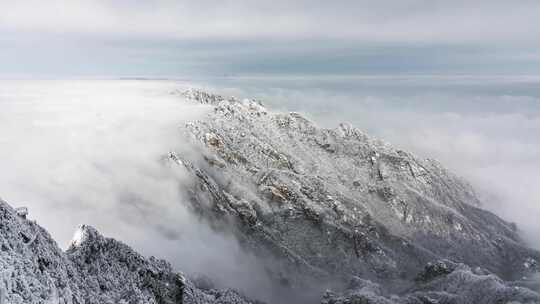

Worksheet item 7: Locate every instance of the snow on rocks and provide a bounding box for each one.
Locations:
[175,89,540,302]
[68,224,98,249]
[14,207,28,219]
[324,261,540,304]
[3,88,540,304]
[0,198,254,304]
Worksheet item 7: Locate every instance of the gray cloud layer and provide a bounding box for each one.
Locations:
[2,0,540,43]
[2,1,540,77]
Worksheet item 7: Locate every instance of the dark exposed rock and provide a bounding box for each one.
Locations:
[414,260,458,283]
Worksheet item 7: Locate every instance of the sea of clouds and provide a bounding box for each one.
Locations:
[0,79,281,302]
[0,77,538,301]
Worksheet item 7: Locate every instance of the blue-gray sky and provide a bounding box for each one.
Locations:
[2,0,540,77]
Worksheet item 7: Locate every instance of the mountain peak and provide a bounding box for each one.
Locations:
[68,224,102,249]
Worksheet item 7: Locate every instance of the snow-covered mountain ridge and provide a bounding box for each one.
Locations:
[172,89,540,303]
[1,88,539,303]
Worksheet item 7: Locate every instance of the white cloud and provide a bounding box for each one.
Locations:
[0,80,284,302]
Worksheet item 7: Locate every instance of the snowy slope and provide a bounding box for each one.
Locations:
[0,198,253,304]
[172,89,540,303]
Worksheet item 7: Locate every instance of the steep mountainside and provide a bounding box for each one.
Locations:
[171,89,540,303]
[0,198,253,304]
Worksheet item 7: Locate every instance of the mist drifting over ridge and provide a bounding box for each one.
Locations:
[203,75,540,250]
[0,80,284,302]
[6,77,538,248]
[0,77,539,303]
[1,77,539,252]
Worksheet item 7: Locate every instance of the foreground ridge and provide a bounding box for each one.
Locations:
[0,198,254,304]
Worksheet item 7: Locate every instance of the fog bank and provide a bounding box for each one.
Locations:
[0,80,280,302]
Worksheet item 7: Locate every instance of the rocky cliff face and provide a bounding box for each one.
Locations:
[0,198,253,304]
[171,89,540,303]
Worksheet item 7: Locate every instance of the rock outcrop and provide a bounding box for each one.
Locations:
[0,198,253,304]
[322,260,540,304]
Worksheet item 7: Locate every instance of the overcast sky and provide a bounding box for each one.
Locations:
[2,0,540,77]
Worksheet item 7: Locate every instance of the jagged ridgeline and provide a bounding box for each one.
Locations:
[1,89,540,304]
[172,90,540,303]
[0,199,255,304]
